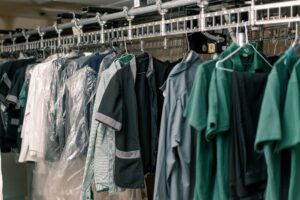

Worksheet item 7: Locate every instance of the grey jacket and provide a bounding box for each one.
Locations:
[153,51,202,200]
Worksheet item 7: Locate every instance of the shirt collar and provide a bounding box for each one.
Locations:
[130,53,154,83]
[169,50,200,77]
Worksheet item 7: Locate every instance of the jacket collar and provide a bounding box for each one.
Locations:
[169,50,200,77]
[130,53,154,83]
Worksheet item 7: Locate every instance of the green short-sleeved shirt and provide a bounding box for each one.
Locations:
[278,59,300,200]
[255,48,299,200]
[184,60,216,200]
[184,43,239,200]
[206,44,271,199]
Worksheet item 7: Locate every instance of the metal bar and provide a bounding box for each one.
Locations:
[3,1,300,52]
[1,0,198,41]
[254,1,300,10]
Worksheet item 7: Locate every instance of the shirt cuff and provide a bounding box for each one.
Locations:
[95,112,122,131]
[6,94,18,104]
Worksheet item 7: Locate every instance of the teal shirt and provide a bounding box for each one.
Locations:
[184,60,216,200]
[255,48,300,200]
[184,43,239,200]
[206,43,271,199]
[278,59,300,200]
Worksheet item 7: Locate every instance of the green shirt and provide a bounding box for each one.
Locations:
[184,43,239,200]
[278,59,300,200]
[255,48,299,200]
[206,43,271,200]
[184,59,216,200]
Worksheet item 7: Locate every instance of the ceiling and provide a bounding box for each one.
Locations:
[0,0,133,31]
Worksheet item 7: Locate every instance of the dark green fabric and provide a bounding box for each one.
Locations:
[206,43,271,200]
[255,47,300,200]
[278,59,300,200]
[184,43,239,200]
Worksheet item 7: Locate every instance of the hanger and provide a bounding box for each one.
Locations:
[272,37,278,56]
[182,32,192,62]
[216,23,272,72]
[292,23,299,48]
[124,38,128,54]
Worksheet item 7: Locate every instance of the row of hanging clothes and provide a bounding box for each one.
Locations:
[0,44,182,199]
[0,29,298,200]
[154,32,300,200]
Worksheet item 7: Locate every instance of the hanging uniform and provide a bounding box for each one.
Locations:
[96,53,170,188]
[154,50,202,200]
[206,43,271,200]
[81,54,132,199]
[255,48,299,200]
[277,59,300,200]
[184,43,238,200]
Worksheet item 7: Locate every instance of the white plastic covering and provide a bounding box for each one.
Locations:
[30,66,96,199]
[21,55,149,200]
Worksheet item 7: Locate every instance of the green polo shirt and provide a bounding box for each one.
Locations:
[255,47,299,200]
[206,43,271,199]
[184,59,216,200]
[184,43,238,200]
[276,58,300,200]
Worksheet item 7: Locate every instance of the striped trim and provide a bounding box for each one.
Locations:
[11,118,19,125]
[116,149,141,159]
[6,95,18,104]
[95,112,122,131]
[2,73,11,88]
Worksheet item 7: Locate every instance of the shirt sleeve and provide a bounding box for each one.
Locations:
[205,70,219,140]
[255,69,282,152]
[95,72,122,131]
[278,68,300,150]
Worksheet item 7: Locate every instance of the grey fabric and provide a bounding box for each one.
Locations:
[2,73,11,88]
[94,113,122,131]
[153,51,202,200]
[6,95,17,104]
[116,149,141,159]
[81,58,125,200]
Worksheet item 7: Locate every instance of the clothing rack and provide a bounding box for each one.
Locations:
[1,0,300,53]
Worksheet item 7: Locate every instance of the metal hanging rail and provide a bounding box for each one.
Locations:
[1,0,300,53]
[0,0,199,41]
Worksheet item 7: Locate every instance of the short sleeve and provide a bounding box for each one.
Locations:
[255,69,282,152]
[205,70,219,140]
[278,67,300,150]
[95,72,123,131]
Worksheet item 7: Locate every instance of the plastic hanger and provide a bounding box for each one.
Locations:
[292,23,299,48]
[216,23,272,72]
[272,37,278,56]
[182,32,192,62]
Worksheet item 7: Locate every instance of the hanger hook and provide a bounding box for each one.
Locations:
[96,12,107,44]
[272,37,278,56]
[244,23,249,44]
[22,29,30,50]
[124,38,128,54]
[140,40,144,52]
[123,7,134,41]
[292,23,299,47]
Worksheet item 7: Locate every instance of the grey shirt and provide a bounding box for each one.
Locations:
[153,51,202,200]
[81,58,125,200]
